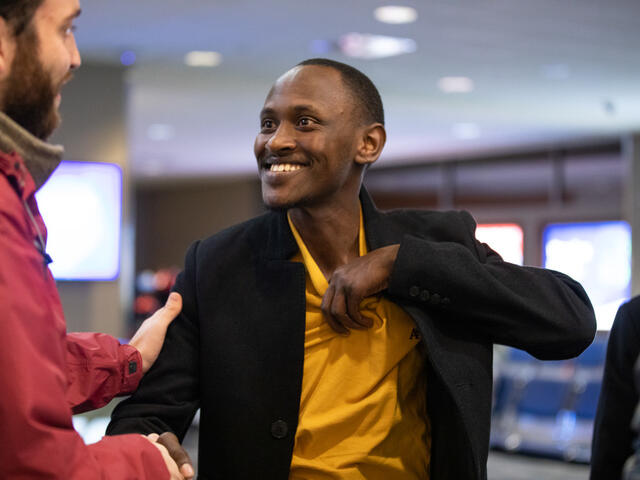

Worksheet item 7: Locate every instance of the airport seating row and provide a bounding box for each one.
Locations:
[490,337,608,462]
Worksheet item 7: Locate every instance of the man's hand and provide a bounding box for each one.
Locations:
[321,244,400,334]
[157,432,195,480]
[129,292,182,373]
[144,433,185,480]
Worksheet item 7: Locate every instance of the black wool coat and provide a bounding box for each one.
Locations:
[590,296,640,480]
[108,189,596,480]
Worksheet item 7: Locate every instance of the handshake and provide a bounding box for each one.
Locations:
[145,432,194,480]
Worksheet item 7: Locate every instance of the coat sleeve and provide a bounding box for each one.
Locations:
[0,204,168,479]
[590,300,640,480]
[107,240,201,440]
[65,332,144,414]
[387,210,596,359]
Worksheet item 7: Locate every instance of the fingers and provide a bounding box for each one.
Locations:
[321,282,370,334]
[319,246,400,334]
[129,292,183,373]
[179,463,195,480]
[148,440,184,480]
[331,287,366,331]
[157,292,182,326]
[346,292,372,329]
[158,432,195,480]
[321,284,349,335]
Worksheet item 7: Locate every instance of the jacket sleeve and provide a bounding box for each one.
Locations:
[590,300,640,480]
[0,206,168,479]
[387,210,596,359]
[66,332,144,414]
[107,240,201,440]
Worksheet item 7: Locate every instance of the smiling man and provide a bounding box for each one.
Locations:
[0,1,188,479]
[109,58,596,479]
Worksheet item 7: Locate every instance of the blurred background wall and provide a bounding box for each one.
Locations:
[49,64,132,335]
[42,0,640,340]
[135,177,262,271]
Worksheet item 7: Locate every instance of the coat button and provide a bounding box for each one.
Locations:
[409,286,420,297]
[271,420,288,439]
[442,297,451,306]
[430,293,441,305]
[419,290,430,302]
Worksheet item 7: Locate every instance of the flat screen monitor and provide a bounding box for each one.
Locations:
[476,223,524,266]
[543,221,631,331]
[35,161,122,281]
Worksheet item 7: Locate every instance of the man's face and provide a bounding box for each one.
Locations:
[254,65,364,210]
[2,0,81,139]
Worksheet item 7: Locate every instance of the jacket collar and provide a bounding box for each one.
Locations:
[360,186,405,250]
[264,186,402,261]
[0,112,64,191]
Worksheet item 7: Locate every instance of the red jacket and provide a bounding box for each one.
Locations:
[0,151,169,479]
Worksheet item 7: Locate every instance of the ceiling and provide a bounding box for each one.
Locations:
[75,0,640,179]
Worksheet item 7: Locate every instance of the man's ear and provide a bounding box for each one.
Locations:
[355,123,386,168]
[0,17,15,81]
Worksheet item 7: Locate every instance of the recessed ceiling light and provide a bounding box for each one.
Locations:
[452,123,480,140]
[184,51,222,67]
[147,124,175,141]
[437,77,474,93]
[339,33,416,59]
[374,6,418,24]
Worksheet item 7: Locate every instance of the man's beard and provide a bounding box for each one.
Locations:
[3,31,69,140]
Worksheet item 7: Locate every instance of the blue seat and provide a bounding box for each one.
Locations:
[493,377,515,414]
[517,379,570,417]
[576,340,607,368]
[508,348,536,363]
[573,380,602,420]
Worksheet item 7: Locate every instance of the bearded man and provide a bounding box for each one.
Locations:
[0,1,190,479]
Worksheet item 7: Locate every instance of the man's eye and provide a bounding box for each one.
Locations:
[298,118,312,127]
[64,24,77,35]
[261,119,274,129]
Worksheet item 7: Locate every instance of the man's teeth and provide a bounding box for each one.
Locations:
[269,163,302,172]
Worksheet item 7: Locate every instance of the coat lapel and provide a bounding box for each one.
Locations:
[360,187,407,250]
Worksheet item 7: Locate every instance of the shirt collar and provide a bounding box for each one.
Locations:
[262,186,388,262]
[287,203,368,294]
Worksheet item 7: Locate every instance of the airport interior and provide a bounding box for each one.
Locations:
[31,0,640,478]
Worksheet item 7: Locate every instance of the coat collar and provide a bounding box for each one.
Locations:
[359,186,408,250]
[0,112,63,191]
[263,186,404,261]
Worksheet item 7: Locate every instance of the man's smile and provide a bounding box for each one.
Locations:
[260,156,310,175]
[267,163,304,173]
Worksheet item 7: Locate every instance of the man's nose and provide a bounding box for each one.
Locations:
[266,123,296,153]
[69,35,82,70]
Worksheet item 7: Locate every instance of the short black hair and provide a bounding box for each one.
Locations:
[297,58,385,126]
[0,0,44,36]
